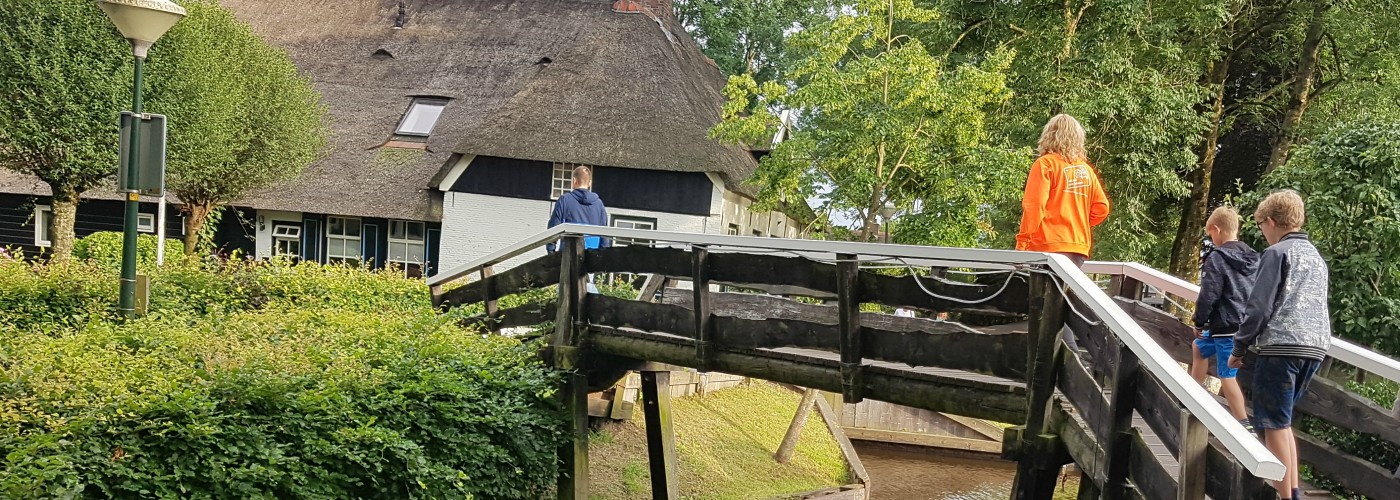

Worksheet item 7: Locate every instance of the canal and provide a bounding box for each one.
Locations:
[853,441,1078,500]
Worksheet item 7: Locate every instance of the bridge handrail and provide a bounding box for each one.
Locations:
[1084,261,1400,385]
[430,227,1285,480]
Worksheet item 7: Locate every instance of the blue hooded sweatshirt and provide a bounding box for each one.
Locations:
[546,188,610,252]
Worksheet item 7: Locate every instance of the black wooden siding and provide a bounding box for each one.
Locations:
[0,194,186,257]
[296,212,440,275]
[450,155,715,216]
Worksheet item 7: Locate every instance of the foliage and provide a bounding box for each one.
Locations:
[0,0,133,259]
[1251,121,1400,355]
[712,0,1023,245]
[1297,379,1400,499]
[72,231,185,272]
[145,0,327,253]
[0,252,564,499]
[673,0,834,83]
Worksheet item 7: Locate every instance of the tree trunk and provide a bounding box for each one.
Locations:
[182,202,213,255]
[1265,1,1329,174]
[47,184,81,262]
[1169,59,1231,281]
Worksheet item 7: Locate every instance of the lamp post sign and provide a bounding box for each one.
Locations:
[117,111,166,196]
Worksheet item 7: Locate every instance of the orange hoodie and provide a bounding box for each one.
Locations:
[1015,153,1111,257]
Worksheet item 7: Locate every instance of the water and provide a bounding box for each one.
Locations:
[853,441,1015,500]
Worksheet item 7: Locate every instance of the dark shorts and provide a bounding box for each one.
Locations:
[1194,336,1239,378]
[1250,356,1322,430]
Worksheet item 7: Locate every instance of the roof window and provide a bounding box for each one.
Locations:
[395,97,448,137]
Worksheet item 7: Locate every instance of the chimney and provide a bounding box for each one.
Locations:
[612,0,673,17]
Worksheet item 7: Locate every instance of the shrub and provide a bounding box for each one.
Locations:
[0,258,113,330]
[73,231,185,272]
[0,309,562,499]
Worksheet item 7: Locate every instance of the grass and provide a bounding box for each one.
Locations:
[589,381,848,499]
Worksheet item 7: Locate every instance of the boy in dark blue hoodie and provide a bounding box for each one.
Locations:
[546,166,610,253]
[1191,206,1258,429]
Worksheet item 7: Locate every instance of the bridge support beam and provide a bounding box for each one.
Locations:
[555,236,590,500]
[1008,271,1070,500]
[836,254,864,404]
[641,370,680,499]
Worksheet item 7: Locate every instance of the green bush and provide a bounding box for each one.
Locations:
[0,258,566,499]
[73,231,185,272]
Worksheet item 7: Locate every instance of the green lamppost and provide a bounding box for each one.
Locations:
[97,0,185,319]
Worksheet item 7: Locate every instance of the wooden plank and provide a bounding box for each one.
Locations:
[942,413,1006,441]
[1105,342,1142,499]
[814,394,871,486]
[1118,298,1193,364]
[1128,428,1177,500]
[1135,372,1183,457]
[1296,431,1400,500]
[693,248,714,371]
[461,299,557,332]
[837,254,863,403]
[1024,273,1067,433]
[1066,293,1113,381]
[554,237,586,350]
[858,268,1030,315]
[1295,375,1400,448]
[1176,411,1209,500]
[1057,343,1109,437]
[557,372,590,499]
[438,252,561,310]
[613,293,1027,379]
[641,371,679,499]
[841,427,1003,453]
[776,389,820,463]
[581,326,1028,423]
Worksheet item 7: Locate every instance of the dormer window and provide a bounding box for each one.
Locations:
[395,97,448,137]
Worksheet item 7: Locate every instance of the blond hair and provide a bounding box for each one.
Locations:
[1207,205,1241,235]
[571,165,593,187]
[1037,114,1087,163]
[1254,189,1306,229]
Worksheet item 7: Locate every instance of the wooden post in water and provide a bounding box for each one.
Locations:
[775,388,819,463]
[1008,271,1070,500]
[641,370,679,499]
[554,236,589,500]
[836,254,863,404]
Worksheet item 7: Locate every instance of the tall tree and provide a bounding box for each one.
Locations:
[674,0,834,81]
[0,0,131,261]
[712,0,1021,243]
[145,1,326,254]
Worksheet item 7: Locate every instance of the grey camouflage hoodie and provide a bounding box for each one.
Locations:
[1232,232,1332,360]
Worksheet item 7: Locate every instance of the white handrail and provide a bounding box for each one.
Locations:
[1084,260,1400,385]
[430,231,1286,479]
[1051,256,1286,480]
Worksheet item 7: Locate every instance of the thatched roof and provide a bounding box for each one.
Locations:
[218,0,757,219]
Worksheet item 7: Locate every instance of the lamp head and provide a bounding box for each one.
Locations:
[881,202,896,220]
[96,0,186,58]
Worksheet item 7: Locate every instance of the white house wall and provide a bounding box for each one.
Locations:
[254,210,303,260]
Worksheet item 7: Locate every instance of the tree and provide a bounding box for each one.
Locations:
[1248,121,1400,355]
[674,0,834,81]
[146,1,326,254]
[712,0,1021,244]
[0,0,132,261]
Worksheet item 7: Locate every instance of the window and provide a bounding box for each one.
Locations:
[33,205,53,247]
[388,220,426,264]
[395,98,448,136]
[272,223,301,258]
[727,224,739,235]
[753,229,764,237]
[610,216,656,247]
[552,162,592,199]
[326,216,362,265]
[137,213,156,233]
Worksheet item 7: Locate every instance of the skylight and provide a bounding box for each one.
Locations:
[395,98,447,137]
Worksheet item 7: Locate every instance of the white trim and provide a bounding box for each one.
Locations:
[395,98,448,136]
[137,213,156,233]
[326,216,363,262]
[1085,260,1400,385]
[32,205,52,247]
[436,154,475,192]
[387,219,427,264]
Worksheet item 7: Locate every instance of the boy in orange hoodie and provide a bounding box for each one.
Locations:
[1016,114,1111,267]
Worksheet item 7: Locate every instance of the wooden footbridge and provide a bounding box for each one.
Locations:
[428,225,1400,500]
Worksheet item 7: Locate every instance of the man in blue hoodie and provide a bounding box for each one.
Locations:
[546,165,610,253]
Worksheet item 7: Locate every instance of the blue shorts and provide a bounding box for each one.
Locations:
[1250,356,1322,430]
[1194,336,1239,379]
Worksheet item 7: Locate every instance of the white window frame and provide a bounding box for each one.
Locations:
[33,205,52,247]
[387,220,426,265]
[610,215,656,247]
[395,98,448,137]
[271,222,302,258]
[552,162,590,199]
[137,213,156,233]
[326,216,363,264]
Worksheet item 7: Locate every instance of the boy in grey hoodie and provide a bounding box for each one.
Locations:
[1228,190,1331,500]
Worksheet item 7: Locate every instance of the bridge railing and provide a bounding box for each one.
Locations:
[1085,261,1400,499]
[428,225,1287,499]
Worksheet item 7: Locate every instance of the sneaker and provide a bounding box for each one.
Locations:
[1238,418,1254,433]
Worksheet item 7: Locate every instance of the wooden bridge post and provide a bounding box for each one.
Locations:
[481,265,499,333]
[1008,271,1070,500]
[693,246,714,371]
[1177,410,1209,500]
[641,370,680,499]
[836,254,863,404]
[1108,275,1144,302]
[1103,341,1141,499]
[554,236,589,500]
